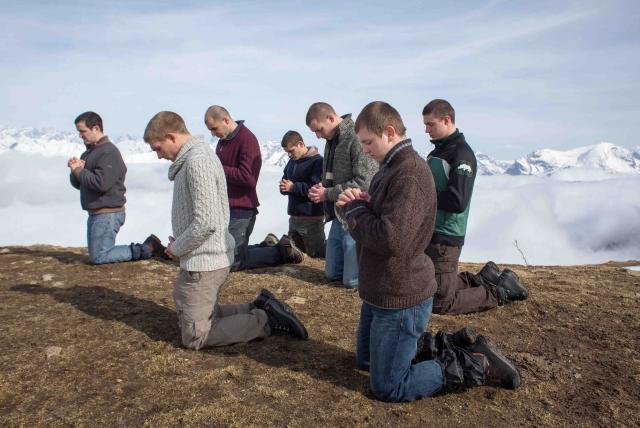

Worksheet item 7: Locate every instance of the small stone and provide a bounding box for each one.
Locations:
[0,248,9,254]
[574,373,582,379]
[42,274,53,282]
[52,281,65,288]
[286,296,307,305]
[276,287,285,294]
[23,260,34,265]
[45,346,62,359]
[116,378,123,383]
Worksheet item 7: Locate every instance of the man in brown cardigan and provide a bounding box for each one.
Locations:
[338,102,519,402]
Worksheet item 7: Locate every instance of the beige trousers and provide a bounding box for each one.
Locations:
[173,268,269,350]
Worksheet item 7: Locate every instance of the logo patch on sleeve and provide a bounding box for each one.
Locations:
[455,161,473,176]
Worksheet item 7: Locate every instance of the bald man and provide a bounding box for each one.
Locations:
[205,106,262,271]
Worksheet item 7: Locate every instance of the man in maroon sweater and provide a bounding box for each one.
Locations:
[205,105,262,271]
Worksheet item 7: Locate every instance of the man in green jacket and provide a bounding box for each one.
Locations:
[423,99,528,315]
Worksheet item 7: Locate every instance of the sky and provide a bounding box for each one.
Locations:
[1,0,639,159]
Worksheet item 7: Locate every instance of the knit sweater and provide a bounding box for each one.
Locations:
[344,140,437,309]
[215,121,261,211]
[69,137,127,211]
[322,114,378,220]
[169,138,235,271]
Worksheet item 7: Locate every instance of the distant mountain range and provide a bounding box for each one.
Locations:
[1,126,639,175]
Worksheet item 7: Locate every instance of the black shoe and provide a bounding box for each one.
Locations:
[143,234,169,259]
[496,269,528,304]
[414,327,477,363]
[478,261,500,285]
[253,288,276,309]
[278,234,305,264]
[470,335,521,389]
[437,348,486,393]
[263,294,308,340]
[261,233,279,247]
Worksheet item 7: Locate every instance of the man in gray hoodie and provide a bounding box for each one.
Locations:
[143,111,308,349]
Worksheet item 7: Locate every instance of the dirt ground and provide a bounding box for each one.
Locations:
[0,245,639,427]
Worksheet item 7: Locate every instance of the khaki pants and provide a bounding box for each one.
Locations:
[426,243,499,315]
[173,268,269,350]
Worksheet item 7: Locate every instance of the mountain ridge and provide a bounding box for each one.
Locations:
[1,125,638,175]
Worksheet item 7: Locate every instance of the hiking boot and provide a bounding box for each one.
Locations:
[143,234,169,259]
[414,327,477,363]
[253,288,276,309]
[278,234,305,264]
[478,261,500,285]
[263,294,309,340]
[261,233,279,247]
[496,269,528,304]
[470,335,521,389]
[437,347,486,393]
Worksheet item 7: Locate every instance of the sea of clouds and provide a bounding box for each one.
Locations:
[1,151,638,266]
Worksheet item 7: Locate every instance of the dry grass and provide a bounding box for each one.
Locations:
[1,245,639,427]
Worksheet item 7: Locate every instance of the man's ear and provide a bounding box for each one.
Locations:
[385,125,396,139]
[166,132,178,143]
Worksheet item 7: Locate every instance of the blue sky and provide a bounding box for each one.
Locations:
[1,0,639,159]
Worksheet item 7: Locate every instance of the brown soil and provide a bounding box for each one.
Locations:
[0,245,639,427]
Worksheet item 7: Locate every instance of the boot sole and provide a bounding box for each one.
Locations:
[472,336,521,389]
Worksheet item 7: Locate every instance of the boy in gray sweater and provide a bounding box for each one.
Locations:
[143,111,308,349]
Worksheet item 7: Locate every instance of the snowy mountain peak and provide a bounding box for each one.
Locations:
[1,126,638,175]
[505,142,640,175]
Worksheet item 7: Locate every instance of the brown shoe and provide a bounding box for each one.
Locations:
[278,234,305,264]
[143,234,169,259]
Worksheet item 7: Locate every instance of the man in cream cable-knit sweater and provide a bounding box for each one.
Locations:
[143,111,308,349]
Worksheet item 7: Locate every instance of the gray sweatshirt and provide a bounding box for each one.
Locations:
[69,137,127,211]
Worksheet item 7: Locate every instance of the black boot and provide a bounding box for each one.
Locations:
[414,327,477,363]
[437,347,486,393]
[496,269,528,305]
[252,288,276,309]
[478,261,500,285]
[262,293,309,340]
[470,335,521,389]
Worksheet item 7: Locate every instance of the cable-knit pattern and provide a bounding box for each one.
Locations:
[169,138,235,271]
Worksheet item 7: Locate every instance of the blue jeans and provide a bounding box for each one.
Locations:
[87,212,150,264]
[356,298,444,402]
[325,220,358,288]
[229,215,257,272]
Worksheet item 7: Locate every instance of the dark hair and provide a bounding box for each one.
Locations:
[422,99,455,123]
[354,101,406,137]
[74,111,103,132]
[144,111,189,142]
[281,130,303,148]
[305,102,336,125]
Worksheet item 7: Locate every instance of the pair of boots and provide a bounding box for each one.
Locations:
[253,288,308,340]
[260,233,305,264]
[414,327,521,393]
[478,261,529,305]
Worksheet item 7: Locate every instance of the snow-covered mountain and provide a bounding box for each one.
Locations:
[1,126,639,176]
[505,143,640,175]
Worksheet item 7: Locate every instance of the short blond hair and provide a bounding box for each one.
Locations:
[144,111,189,142]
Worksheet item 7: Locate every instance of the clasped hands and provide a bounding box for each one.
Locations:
[336,187,370,208]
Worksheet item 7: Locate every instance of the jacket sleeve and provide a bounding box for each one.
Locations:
[325,140,377,202]
[222,137,261,188]
[292,156,323,197]
[345,175,428,257]
[69,173,80,189]
[77,149,125,193]
[170,158,217,257]
[437,152,477,213]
